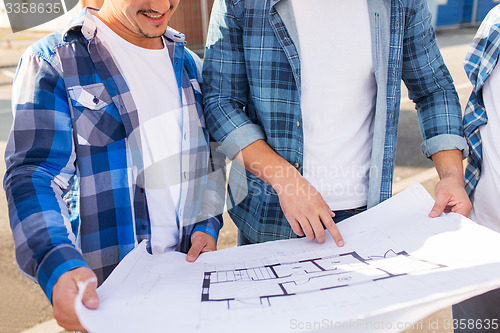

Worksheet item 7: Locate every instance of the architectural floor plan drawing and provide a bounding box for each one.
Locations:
[76,183,500,333]
[201,250,446,309]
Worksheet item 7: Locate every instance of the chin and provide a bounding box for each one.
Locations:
[139,27,167,39]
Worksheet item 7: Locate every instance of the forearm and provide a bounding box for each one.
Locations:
[432,149,465,183]
[236,139,301,191]
[5,167,87,301]
[5,50,84,300]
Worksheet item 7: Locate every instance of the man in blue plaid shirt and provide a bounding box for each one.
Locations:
[203,0,472,246]
[453,5,500,331]
[4,0,224,331]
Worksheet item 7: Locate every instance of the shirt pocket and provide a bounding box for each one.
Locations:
[182,78,202,107]
[68,83,126,147]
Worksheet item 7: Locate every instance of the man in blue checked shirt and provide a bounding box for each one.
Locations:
[453,5,500,331]
[203,0,472,246]
[4,0,225,331]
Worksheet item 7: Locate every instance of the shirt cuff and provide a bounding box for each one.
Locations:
[219,124,266,159]
[36,244,89,303]
[421,134,469,159]
[192,215,223,242]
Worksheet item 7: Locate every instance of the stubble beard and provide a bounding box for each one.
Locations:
[137,26,166,39]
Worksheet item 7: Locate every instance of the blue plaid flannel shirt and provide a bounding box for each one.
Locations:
[463,5,500,194]
[4,9,223,301]
[203,0,467,243]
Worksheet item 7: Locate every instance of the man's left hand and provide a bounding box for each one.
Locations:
[186,231,216,262]
[429,175,472,218]
[429,150,472,218]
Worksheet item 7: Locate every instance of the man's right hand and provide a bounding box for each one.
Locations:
[274,172,344,246]
[238,140,344,246]
[52,267,99,332]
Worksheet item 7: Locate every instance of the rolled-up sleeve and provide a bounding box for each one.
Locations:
[401,1,468,158]
[202,0,266,159]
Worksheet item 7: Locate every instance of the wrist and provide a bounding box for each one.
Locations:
[432,149,465,183]
[269,164,301,192]
[439,172,466,188]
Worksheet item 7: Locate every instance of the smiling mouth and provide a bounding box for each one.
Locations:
[139,10,166,20]
[143,12,164,19]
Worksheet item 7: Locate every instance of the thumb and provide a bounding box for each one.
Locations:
[429,194,447,218]
[80,277,99,309]
[187,239,205,262]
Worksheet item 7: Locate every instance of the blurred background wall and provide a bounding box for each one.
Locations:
[1,0,500,53]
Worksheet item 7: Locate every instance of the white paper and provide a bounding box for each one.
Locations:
[76,183,500,332]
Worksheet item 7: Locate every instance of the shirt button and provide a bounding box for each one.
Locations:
[296,121,300,127]
[295,162,300,168]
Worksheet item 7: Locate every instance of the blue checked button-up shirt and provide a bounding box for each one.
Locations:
[203,0,467,243]
[4,9,223,301]
[463,5,500,194]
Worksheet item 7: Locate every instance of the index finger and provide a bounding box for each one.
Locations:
[319,210,344,247]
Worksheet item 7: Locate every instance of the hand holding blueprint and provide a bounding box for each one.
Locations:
[76,183,500,332]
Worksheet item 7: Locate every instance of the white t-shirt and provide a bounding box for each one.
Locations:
[91,14,183,253]
[291,0,376,210]
[470,61,500,233]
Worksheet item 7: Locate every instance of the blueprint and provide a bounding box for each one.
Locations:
[76,183,500,332]
[201,249,444,308]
